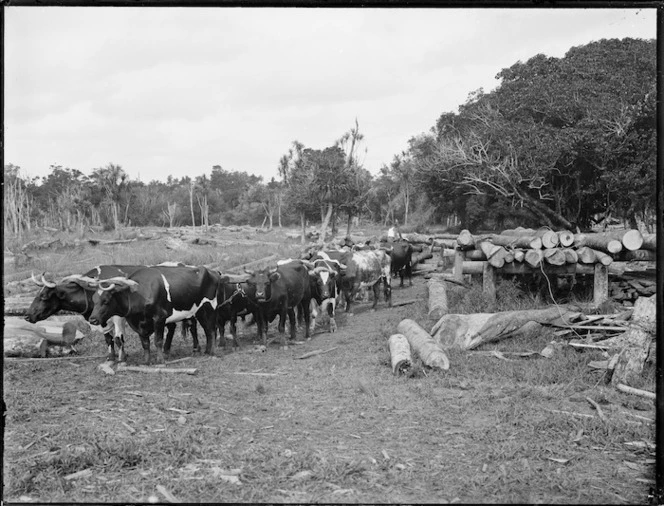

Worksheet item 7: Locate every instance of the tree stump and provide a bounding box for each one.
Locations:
[611,295,656,387]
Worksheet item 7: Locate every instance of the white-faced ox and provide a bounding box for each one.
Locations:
[88,265,220,364]
[316,249,392,314]
[244,260,312,349]
[303,257,345,334]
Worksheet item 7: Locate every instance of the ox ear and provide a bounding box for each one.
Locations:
[269,271,281,282]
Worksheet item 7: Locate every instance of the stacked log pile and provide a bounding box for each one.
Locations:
[437,227,655,304]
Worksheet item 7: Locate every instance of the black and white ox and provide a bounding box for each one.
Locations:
[303,256,345,334]
[315,249,392,314]
[88,264,220,364]
[244,260,312,349]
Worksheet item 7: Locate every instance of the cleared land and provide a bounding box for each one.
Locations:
[3,226,656,503]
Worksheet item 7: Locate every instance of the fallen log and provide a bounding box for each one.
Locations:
[615,383,656,401]
[430,306,582,350]
[457,231,542,250]
[500,227,536,236]
[396,319,449,370]
[225,254,280,273]
[616,249,656,262]
[512,249,526,263]
[412,264,439,275]
[4,333,48,358]
[88,238,137,246]
[573,233,623,254]
[295,346,338,360]
[411,250,433,265]
[4,318,86,347]
[611,294,656,387]
[464,249,487,261]
[391,299,418,307]
[116,364,198,375]
[388,334,412,375]
[427,278,448,320]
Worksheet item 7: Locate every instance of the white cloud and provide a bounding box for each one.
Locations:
[4,6,656,182]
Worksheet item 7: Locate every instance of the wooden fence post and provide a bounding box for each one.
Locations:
[593,263,609,306]
[454,249,465,283]
[483,262,497,302]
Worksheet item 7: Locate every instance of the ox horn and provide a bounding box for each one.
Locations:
[301,260,316,270]
[61,274,100,288]
[31,271,44,286]
[41,273,56,288]
[98,281,116,292]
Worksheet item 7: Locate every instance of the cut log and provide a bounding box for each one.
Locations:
[513,249,526,263]
[619,230,644,251]
[456,229,474,250]
[641,233,656,251]
[427,278,448,320]
[4,318,85,347]
[557,230,575,247]
[464,249,487,261]
[503,250,515,263]
[453,249,465,283]
[617,249,656,262]
[478,242,508,268]
[524,249,544,268]
[536,228,559,249]
[543,248,566,266]
[576,246,596,264]
[388,334,412,375]
[431,306,582,350]
[611,295,656,387]
[396,319,449,370]
[412,250,433,265]
[562,248,578,264]
[500,227,537,236]
[5,333,48,358]
[457,231,542,250]
[573,233,623,254]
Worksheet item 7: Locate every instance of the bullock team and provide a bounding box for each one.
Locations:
[25,238,416,365]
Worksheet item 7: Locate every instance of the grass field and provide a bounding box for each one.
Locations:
[3,226,656,503]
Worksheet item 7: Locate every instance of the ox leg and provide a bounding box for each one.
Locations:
[281,309,294,349]
[112,317,128,363]
[138,333,152,365]
[322,298,337,333]
[371,283,381,310]
[309,299,319,335]
[196,306,217,356]
[302,300,311,341]
[189,318,201,354]
[230,316,239,350]
[406,262,413,287]
[103,331,117,362]
[384,275,392,307]
[164,323,176,360]
[345,288,355,315]
[153,320,167,364]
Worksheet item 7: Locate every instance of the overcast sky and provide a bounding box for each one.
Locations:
[4,7,656,184]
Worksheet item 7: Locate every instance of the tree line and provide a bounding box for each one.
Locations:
[4,38,655,239]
